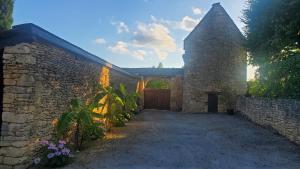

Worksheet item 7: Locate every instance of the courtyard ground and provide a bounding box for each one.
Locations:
[62,110,300,169]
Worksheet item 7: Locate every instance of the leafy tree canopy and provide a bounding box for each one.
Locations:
[146,79,169,89]
[157,62,163,68]
[243,0,300,99]
[0,0,14,31]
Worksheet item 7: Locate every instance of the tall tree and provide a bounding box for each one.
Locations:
[243,0,300,99]
[0,0,14,31]
[157,62,163,68]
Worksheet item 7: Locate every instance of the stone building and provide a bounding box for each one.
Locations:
[182,3,247,113]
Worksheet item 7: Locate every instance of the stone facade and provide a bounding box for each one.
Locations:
[170,76,183,111]
[236,97,300,145]
[0,40,139,168]
[182,3,247,113]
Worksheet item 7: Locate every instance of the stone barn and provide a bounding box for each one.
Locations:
[182,3,247,113]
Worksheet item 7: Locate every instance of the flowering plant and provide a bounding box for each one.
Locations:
[33,140,73,167]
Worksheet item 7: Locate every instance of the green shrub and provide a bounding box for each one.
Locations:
[116,83,139,120]
[56,98,104,150]
[56,83,139,149]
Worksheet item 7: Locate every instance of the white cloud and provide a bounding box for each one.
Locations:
[108,17,188,60]
[108,41,146,60]
[94,38,107,45]
[150,15,199,32]
[177,48,185,55]
[111,21,130,33]
[192,7,202,15]
[131,50,147,60]
[132,22,177,59]
[108,41,129,54]
[179,16,199,31]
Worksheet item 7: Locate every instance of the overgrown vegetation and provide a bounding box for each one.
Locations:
[0,0,14,31]
[56,98,104,150]
[56,83,138,150]
[35,83,139,167]
[99,84,138,128]
[243,0,300,99]
[146,79,170,89]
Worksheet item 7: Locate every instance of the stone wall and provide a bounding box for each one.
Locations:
[236,97,300,145]
[170,76,183,111]
[182,3,247,113]
[0,42,139,169]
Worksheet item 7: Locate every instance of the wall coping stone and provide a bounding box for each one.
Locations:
[0,23,138,78]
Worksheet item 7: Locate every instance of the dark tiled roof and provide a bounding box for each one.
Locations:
[123,68,183,77]
[0,23,137,78]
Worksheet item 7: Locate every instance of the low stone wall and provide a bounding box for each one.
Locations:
[0,42,139,169]
[236,97,300,145]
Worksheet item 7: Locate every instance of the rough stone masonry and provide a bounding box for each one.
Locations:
[182,3,247,113]
[0,24,140,169]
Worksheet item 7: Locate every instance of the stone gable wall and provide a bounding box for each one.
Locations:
[236,97,300,145]
[0,42,139,169]
[182,4,247,113]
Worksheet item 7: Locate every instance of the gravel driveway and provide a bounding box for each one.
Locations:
[62,110,300,169]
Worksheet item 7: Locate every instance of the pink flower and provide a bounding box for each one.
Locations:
[58,140,66,144]
[39,140,49,146]
[55,151,62,156]
[58,143,64,149]
[48,143,58,151]
[61,148,71,156]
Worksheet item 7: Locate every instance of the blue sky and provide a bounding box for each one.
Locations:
[13,0,254,78]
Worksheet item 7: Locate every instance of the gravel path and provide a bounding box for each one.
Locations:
[62,110,300,169]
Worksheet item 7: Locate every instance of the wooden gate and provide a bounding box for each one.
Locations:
[144,89,170,110]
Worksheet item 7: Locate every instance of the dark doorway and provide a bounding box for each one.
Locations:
[208,93,218,112]
[144,89,170,110]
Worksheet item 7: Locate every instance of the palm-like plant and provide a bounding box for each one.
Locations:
[56,83,139,149]
[98,85,126,128]
[56,98,104,150]
[116,83,139,120]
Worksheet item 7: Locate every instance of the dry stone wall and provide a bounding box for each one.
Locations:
[236,97,300,145]
[0,42,139,169]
